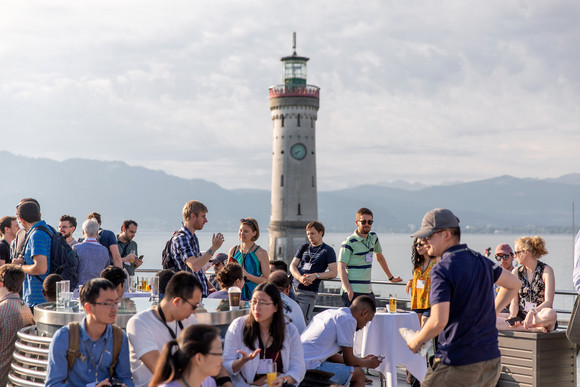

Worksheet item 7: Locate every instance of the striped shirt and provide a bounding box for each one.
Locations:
[0,294,35,386]
[23,220,52,307]
[170,226,210,297]
[338,231,383,294]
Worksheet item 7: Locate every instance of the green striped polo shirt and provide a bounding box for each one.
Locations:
[339,230,383,294]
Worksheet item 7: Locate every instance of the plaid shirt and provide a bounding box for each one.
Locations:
[170,226,210,297]
[0,294,34,386]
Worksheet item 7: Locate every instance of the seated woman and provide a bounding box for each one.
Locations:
[499,236,558,332]
[149,324,223,387]
[208,263,246,300]
[223,283,305,386]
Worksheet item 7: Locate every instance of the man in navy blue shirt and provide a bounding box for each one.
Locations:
[407,208,520,387]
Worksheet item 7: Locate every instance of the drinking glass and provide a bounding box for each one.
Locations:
[150,276,160,299]
[56,280,70,309]
[389,293,397,313]
[266,360,277,386]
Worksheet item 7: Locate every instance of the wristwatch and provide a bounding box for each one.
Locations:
[207,249,214,255]
[316,273,321,279]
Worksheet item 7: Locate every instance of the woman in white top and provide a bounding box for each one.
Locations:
[223,283,305,386]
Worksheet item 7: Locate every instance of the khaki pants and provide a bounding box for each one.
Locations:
[422,357,501,387]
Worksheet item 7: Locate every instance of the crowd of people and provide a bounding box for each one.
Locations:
[0,197,576,387]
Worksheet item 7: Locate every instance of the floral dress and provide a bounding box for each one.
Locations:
[517,261,546,317]
[410,258,436,310]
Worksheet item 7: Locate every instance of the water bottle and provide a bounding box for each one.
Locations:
[399,328,432,357]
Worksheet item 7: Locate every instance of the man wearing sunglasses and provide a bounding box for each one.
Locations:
[494,244,515,272]
[126,272,232,387]
[338,208,402,307]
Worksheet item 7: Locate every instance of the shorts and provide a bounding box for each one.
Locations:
[411,308,431,318]
[316,361,354,386]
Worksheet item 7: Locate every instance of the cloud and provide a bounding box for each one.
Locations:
[0,0,578,190]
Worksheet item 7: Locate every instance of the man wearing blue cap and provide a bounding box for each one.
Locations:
[406,208,520,387]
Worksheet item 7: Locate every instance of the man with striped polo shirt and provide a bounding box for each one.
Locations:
[338,208,402,306]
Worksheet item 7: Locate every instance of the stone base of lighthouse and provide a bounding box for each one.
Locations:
[268,221,309,263]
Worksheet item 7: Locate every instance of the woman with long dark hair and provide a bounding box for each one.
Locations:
[223,283,305,386]
[405,237,437,326]
[149,325,222,387]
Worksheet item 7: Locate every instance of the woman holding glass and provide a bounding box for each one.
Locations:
[405,238,437,326]
[149,324,223,387]
[223,283,305,386]
[228,218,270,301]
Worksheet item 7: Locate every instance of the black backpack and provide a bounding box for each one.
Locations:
[23,224,79,288]
[161,230,185,271]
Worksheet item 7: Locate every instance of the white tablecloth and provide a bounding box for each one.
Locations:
[354,311,427,387]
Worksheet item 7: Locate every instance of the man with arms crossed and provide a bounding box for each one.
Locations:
[301,295,382,387]
[339,208,402,306]
[290,221,337,323]
[126,272,232,387]
[0,264,34,386]
[170,200,225,297]
[407,208,520,387]
[46,278,134,386]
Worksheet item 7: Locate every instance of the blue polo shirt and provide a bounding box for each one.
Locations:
[429,244,502,366]
[22,220,51,307]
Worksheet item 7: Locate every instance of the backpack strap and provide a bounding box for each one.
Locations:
[66,322,82,381]
[108,325,123,379]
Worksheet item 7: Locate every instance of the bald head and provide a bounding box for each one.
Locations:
[269,270,290,295]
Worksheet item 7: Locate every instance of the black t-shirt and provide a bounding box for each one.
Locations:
[0,239,11,264]
[293,243,336,292]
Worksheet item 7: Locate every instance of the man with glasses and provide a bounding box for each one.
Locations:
[494,244,515,272]
[338,207,402,306]
[46,278,134,386]
[58,214,79,247]
[126,271,232,387]
[406,208,520,387]
[208,253,228,290]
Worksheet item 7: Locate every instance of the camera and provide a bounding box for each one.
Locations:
[110,378,123,387]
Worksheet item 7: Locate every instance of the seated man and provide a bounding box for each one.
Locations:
[46,278,134,386]
[101,266,128,299]
[126,272,232,387]
[42,273,64,303]
[269,270,307,334]
[301,295,382,387]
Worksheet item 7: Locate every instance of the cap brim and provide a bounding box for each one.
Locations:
[410,228,435,239]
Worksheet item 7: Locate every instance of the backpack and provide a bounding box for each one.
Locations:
[161,230,185,271]
[23,224,79,288]
[66,322,123,381]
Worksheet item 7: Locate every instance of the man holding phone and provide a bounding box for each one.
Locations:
[117,220,142,276]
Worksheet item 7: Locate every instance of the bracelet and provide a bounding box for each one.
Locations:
[214,376,231,385]
[389,276,394,281]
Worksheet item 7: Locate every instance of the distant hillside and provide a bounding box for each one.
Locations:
[1,151,578,233]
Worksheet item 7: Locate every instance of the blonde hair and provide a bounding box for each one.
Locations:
[515,236,548,258]
[182,201,208,221]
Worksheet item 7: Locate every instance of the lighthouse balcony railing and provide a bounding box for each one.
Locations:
[269,84,320,98]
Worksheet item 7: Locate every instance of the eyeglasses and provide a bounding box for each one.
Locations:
[240,219,254,225]
[415,242,425,247]
[424,230,445,240]
[250,300,274,308]
[182,298,199,311]
[207,352,223,356]
[514,250,524,256]
[357,220,374,225]
[92,301,120,309]
[495,254,512,261]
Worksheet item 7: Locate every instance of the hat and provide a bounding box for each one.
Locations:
[495,243,513,255]
[210,253,228,264]
[411,208,460,238]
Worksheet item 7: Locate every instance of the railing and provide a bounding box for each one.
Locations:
[269,84,320,99]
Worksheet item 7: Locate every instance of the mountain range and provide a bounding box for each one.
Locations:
[1,151,578,234]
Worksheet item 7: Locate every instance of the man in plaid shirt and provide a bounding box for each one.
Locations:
[170,200,225,297]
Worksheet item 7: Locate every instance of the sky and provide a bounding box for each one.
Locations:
[1,0,579,190]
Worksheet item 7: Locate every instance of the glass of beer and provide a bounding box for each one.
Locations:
[389,293,397,313]
[266,360,277,386]
[142,278,148,291]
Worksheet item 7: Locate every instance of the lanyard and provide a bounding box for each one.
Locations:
[157,306,183,339]
[83,336,108,383]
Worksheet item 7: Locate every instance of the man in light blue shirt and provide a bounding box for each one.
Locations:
[46,278,134,386]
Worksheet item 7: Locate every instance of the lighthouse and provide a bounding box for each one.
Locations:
[268,33,320,261]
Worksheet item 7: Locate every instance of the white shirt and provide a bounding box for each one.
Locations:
[573,230,580,294]
[300,307,357,369]
[126,308,198,387]
[281,293,306,334]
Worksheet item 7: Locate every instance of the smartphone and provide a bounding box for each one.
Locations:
[505,316,522,327]
[377,355,385,361]
[138,255,144,261]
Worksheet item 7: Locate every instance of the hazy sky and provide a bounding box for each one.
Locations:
[1,1,579,190]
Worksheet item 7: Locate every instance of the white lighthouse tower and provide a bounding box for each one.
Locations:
[268,33,320,261]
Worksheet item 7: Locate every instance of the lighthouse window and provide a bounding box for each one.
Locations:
[311,118,314,128]
[281,115,285,127]
[297,114,301,127]
[298,203,301,215]
[312,176,315,187]
[281,175,284,187]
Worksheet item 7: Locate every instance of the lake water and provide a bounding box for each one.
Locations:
[135,231,577,309]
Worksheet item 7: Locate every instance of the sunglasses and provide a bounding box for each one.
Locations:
[495,254,512,261]
[357,220,374,225]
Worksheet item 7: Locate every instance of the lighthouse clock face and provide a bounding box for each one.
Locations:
[290,143,307,160]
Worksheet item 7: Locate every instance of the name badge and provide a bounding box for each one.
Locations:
[302,262,312,271]
[86,383,97,387]
[417,280,425,289]
[524,301,536,312]
[365,252,373,263]
[257,358,272,374]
